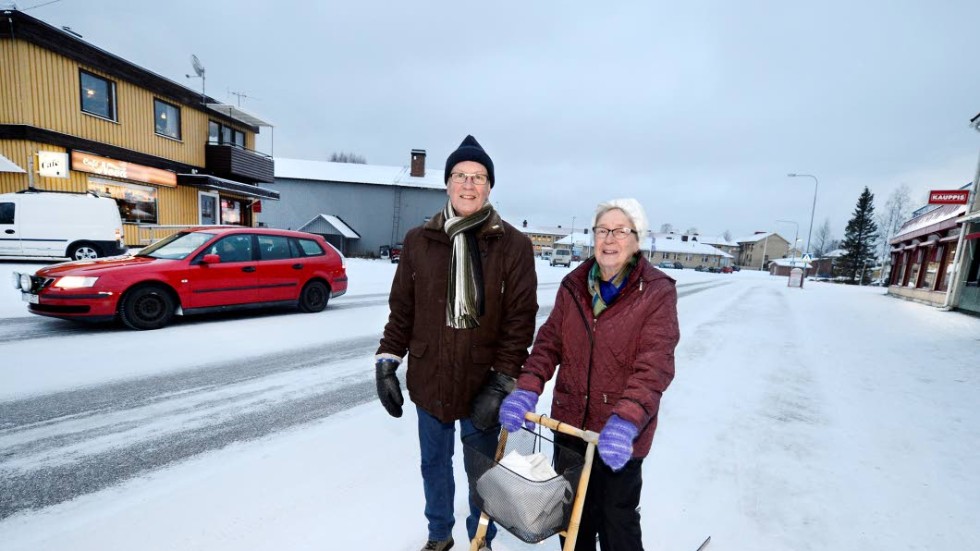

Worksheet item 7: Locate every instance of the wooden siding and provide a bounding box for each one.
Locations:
[0,40,256,167]
[2,139,213,246]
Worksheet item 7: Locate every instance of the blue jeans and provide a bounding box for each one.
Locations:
[417,405,499,544]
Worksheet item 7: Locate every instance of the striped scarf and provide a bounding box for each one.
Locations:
[444,201,493,328]
[587,255,637,318]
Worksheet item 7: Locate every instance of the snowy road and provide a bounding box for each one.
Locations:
[1,258,978,551]
[0,267,729,520]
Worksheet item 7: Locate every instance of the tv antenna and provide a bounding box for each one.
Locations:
[185,54,206,105]
[227,89,259,108]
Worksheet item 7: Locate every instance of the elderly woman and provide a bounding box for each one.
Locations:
[498,198,680,551]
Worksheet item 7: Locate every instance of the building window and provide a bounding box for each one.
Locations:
[88,178,158,223]
[221,198,243,225]
[209,120,246,149]
[80,70,117,121]
[154,99,181,140]
[965,238,980,286]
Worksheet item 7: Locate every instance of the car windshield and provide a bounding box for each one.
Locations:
[136,231,215,260]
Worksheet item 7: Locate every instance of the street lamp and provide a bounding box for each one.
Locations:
[787,173,819,255]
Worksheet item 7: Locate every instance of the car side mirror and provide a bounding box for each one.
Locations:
[201,253,221,264]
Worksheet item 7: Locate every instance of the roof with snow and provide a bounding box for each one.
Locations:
[891,203,967,243]
[733,231,788,244]
[519,225,573,237]
[297,214,360,239]
[274,158,445,190]
[770,257,812,268]
[651,238,734,258]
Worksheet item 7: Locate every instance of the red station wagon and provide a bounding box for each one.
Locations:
[11,227,348,330]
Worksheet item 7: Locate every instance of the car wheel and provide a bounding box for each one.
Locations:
[299,280,329,313]
[119,285,175,330]
[69,242,102,260]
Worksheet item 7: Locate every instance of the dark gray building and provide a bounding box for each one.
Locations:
[259,150,447,256]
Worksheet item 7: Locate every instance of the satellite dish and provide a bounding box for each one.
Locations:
[191,55,205,77]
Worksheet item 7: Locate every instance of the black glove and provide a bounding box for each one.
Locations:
[470,371,515,430]
[375,358,404,418]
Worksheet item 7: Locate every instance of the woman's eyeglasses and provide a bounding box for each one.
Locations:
[593,227,637,240]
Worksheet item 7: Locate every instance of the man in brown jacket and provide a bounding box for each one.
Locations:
[375,135,538,551]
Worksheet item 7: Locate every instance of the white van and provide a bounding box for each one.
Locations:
[0,190,127,259]
[551,248,572,267]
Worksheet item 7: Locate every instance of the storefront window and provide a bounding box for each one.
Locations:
[154,99,181,140]
[892,253,904,285]
[88,178,158,223]
[920,245,941,290]
[220,198,242,225]
[906,249,922,287]
[966,238,980,286]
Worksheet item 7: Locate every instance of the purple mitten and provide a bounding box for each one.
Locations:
[498,389,539,432]
[598,415,639,471]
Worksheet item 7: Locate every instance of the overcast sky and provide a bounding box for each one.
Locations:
[17,0,980,245]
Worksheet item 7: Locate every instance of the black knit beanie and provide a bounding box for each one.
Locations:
[444,135,495,188]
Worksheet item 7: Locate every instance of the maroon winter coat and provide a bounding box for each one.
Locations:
[516,255,679,458]
[377,209,538,422]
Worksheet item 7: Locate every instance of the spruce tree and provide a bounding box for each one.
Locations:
[838,187,879,284]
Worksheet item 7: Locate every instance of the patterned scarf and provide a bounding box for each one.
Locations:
[587,255,637,318]
[444,201,493,328]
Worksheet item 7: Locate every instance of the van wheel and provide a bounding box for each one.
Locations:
[119,285,175,330]
[299,281,329,313]
[69,242,102,260]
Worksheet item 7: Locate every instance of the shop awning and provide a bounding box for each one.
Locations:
[177,174,280,200]
[298,214,360,239]
[0,153,26,173]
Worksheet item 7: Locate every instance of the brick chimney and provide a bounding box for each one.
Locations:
[410,149,426,177]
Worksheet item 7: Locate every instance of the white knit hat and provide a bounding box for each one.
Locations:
[592,198,649,238]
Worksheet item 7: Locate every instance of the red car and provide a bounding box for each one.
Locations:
[12,227,347,330]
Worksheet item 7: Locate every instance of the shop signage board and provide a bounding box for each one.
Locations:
[37,151,69,178]
[928,190,969,205]
[70,151,177,187]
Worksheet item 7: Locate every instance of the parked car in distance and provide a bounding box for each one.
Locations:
[551,249,572,267]
[0,189,127,260]
[11,227,348,330]
[389,243,403,264]
[707,266,721,273]
[672,261,684,269]
[657,261,675,269]
[721,266,734,273]
[694,265,706,272]
[731,265,741,272]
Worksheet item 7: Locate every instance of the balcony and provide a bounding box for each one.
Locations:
[206,143,274,183]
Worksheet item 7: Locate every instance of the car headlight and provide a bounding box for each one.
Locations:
[19,273,32,292]
[53,276,99,289]
[11,272,21,290]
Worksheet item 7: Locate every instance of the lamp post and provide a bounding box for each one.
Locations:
[787,173,819,255]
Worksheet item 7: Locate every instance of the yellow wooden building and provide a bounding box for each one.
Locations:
[0,9,277,247]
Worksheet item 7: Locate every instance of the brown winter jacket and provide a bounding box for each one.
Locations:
[516,255,679,457]
[376,208,538,422]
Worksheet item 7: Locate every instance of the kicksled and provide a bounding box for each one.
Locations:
[464,412,597,551]
[464,411,712,551]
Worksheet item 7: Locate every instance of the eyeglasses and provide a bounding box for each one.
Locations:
[593,227,637,240]
[449,172,490,186]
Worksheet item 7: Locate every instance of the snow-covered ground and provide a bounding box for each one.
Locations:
[1,258,978,550]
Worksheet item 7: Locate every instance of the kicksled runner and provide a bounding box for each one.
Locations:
[464,412,711,551]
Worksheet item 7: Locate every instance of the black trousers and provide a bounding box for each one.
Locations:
[557,433,645,551]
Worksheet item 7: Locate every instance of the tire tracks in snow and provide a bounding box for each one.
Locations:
[0,278,726,519]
